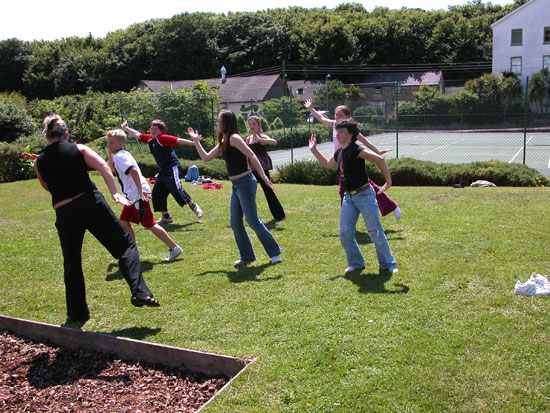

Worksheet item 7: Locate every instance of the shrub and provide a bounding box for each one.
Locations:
[0,92,38,143]
[276,158,548,187]
[0,134,45,183]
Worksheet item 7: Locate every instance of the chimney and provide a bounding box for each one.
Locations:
[221,66,227,84]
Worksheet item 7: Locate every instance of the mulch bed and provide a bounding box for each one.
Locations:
[0,330,228,412]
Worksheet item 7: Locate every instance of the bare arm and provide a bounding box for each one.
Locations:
[357,133,392,155]
[256,133,278,145]
[358,150,392,194]
[308,134,336,169]
[187,127,221,162]
[304,98,333,127]
[34,162,49,191]
[128,167,149,202]
[176,137,195,146]
[78,144,130,205]
[120,121,140,139]
[230,135,274,190]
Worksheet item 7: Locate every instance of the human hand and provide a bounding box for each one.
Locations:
[120,120,128,129]
[21,152,38,161]
[308,134,317,151]
[304,98,313,109]
[377,182,391,195]
[378,148,393,155]
[187,127,202,141]
[113,193,131,206]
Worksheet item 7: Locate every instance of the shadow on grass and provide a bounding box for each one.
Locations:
[196,263,282,283]
[330,269,409,294]
[263,219,287,232]
[158,221,205,233]
[107,326,162,340]
[321,229,402,244]
[105,259,178,281]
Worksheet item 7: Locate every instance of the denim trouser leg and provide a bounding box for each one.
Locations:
[230,174,281,260]
[339,194,365,269]
[340,188,397,270]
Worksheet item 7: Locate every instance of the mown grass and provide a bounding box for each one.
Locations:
[1,177,549,412]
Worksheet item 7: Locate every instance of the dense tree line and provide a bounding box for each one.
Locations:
[0,1,525,100]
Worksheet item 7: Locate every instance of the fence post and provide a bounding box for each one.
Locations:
[395,82,399,159]
[523,76,529,165]
[289,95,294,165]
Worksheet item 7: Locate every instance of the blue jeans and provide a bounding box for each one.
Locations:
[230,173,281,261]
[339,187,397,271]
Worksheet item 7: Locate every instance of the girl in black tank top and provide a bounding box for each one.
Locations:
[188,109,282,265]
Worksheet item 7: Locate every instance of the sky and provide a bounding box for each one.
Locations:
[2,0,513,42]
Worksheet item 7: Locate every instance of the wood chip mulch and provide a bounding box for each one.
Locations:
[0,330,228,412]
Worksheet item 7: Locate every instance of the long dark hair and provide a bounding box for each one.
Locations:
[217,110,239,153]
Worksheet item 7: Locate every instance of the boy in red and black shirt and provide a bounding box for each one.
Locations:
[121,120,203,224]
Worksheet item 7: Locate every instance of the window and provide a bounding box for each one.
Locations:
[544,56,550,71]
[297,88,304,95]
[511,56,522,75]
[511,29,522,46]
[373,87,382,95]
[544,27,550,44]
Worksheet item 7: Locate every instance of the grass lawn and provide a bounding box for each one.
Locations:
[1,176,550,412]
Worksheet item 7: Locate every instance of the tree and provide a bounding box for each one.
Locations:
[0,92,38,143]
[529,69,550,114]
[261,96,306,126]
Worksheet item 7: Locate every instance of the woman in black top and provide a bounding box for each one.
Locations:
[188,110,281,266]
[245,115,285,221]
[23,115,159,324]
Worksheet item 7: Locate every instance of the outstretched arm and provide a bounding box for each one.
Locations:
[358,150,392,194]
[78,144,131,206]
[187,127,221,162]
[308,134,336,169]
[120,120,140,139]
[304,98,333,127]
[357,133,392,155]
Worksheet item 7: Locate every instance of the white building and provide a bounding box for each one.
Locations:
[491,0,550,89]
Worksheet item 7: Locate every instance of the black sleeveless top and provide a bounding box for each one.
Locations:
[36,141,95,207]
[335,142,369,192]
[222,137,250,177]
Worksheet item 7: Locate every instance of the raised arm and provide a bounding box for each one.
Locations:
[304,98,333,127]
[357,133,392,155]
[120,121,140,139]
[358,150,392,194]
[78,144,130,206]
[308,134,336,169]
[187,127,221,162]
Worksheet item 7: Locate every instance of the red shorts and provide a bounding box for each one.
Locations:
[120,200,156,228]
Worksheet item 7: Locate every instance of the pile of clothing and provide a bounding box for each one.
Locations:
[514,272,550,296]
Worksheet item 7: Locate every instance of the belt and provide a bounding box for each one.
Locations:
[346,183,371,195]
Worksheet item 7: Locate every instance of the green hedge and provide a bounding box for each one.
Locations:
[275,158,549,187]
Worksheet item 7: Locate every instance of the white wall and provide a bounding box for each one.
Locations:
[492,0,550,89]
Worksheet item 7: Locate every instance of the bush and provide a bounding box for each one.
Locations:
[0,92,39,143]
[0,134,45,183]
[276,158,548,187]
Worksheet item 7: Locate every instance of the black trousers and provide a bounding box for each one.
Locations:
[252,170,286,221]
[152,165,193,212]
[55,189,152,319]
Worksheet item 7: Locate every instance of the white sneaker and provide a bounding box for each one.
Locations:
[165,245,183,262]
[345,266,364,274]
[514,280,550,296]
[158,216,173,224]
[529,272,550,290]
[193,204,204,219]
[271,256,281,265]
[394,206,401,220]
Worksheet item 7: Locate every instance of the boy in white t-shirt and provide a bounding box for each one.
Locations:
[106,129,183,262]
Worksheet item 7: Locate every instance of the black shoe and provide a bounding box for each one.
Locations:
[131,296,160,307]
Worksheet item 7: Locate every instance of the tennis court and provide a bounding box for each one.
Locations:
[270,130,550,176]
